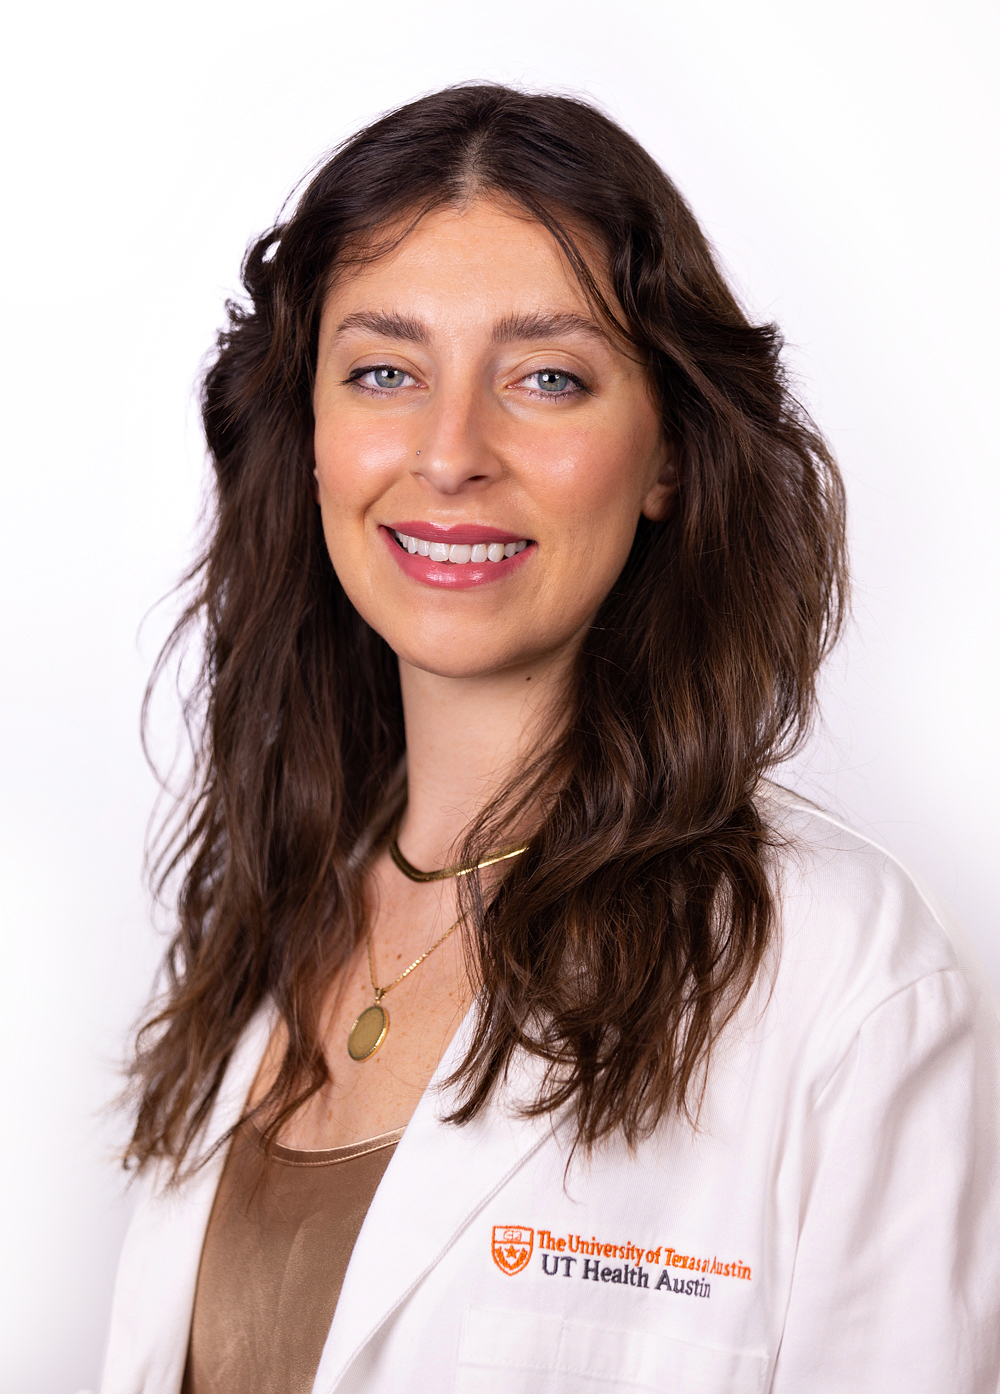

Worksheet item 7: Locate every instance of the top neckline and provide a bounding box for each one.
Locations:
[269,1126,406,1168]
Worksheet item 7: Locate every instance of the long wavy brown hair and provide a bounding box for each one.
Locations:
[128,84,847,1175]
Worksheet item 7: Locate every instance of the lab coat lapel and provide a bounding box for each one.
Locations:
[312,1011,562,1394]
[99,1003,275,1394]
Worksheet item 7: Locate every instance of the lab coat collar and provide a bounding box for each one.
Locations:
[312,1008,565,1394]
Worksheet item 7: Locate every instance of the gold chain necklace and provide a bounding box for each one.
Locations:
[388,821,529,884]
[347,915,464,1062]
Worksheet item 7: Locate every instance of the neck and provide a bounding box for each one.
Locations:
[396,650,572,870]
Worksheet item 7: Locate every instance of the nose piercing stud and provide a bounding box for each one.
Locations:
[416,450,421,456]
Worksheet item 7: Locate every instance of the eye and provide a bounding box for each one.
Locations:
[345,364,416,394]
[517,368,587,399]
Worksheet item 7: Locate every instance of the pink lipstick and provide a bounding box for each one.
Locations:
[380,522,535,589]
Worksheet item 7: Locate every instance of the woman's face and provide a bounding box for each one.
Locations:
[313,198,672,681]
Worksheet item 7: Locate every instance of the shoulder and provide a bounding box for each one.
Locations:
[753,779,998,1056]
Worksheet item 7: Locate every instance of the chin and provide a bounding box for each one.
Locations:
[390,638,533,681]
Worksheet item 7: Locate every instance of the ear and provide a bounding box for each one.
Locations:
[640,439,677,523]
[312,467,320,504]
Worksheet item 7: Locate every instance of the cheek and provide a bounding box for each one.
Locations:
[312,418,386,598]
[530,417,656,545]
[314,412,404,510]
[313,417,413,593]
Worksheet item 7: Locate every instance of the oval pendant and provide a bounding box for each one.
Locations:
[347,1003,389,1061]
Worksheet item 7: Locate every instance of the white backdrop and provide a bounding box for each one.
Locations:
[1,1,996,1388]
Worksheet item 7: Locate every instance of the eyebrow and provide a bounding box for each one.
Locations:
[333,308,606,346]
[491,311,607,344]
[334,310,430,343]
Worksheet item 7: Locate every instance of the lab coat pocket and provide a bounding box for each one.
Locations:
[457,1307,767,1393]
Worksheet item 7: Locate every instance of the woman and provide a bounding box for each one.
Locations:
[103,86,1000,1393]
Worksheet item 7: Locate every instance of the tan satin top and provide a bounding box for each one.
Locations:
[182,1123,404,1394]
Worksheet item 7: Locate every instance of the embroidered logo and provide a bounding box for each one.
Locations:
[492,1225,534,1275]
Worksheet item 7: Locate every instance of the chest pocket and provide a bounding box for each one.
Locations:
[456,1307,767,1394]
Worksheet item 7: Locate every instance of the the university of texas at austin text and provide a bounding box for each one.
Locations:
[491,1224,752,1299]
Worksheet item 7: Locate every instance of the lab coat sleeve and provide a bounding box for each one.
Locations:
[770,968,1000,1394]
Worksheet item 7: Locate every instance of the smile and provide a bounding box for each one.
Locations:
[393,530,529,564]
[381,523,535,590]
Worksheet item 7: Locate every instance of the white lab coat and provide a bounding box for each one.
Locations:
[99,787,1000,1393]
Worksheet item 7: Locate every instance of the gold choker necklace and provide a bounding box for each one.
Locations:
[388,825,529,883]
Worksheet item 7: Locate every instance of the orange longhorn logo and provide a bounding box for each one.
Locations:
[492,1225,534,1275]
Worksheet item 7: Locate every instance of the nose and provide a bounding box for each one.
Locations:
[412,389,501,496]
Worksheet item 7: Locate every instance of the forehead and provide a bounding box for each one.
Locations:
[321,198,609,329]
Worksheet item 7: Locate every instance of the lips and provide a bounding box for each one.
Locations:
[380,523,535,589]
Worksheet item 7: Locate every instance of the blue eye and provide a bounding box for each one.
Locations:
[371,367,407,389]
[535,370,571,393]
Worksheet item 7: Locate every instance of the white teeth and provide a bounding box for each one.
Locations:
[394,530,530,563]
